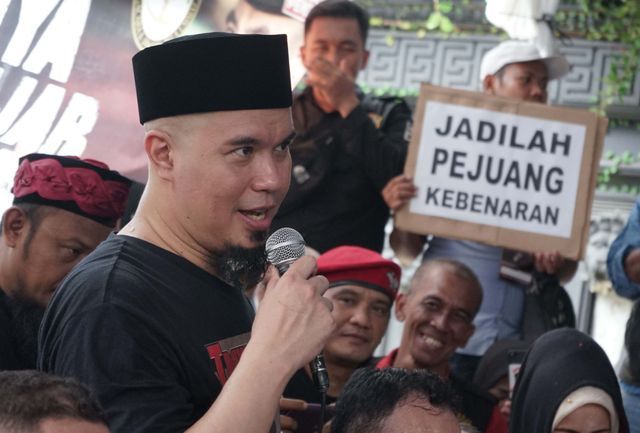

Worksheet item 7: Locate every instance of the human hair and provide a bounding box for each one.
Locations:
[330,368,456,433]
[408,258,483,314]
[0,370,107,433]
[304,0,369,44]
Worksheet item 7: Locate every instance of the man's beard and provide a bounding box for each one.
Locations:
[208,231,269,290]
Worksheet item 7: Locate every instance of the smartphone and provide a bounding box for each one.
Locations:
[284,403,335,433]
[507,349,527,398]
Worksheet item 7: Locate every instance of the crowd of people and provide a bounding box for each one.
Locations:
[0,1,637,433]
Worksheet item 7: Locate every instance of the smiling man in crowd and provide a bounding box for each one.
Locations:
[376,258,507,432]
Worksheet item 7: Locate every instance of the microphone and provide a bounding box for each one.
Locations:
[265,227,330,393]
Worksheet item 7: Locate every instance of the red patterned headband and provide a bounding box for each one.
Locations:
[12,153,132,227]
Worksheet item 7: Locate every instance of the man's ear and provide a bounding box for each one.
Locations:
[300,44,308,68]
[395,293,407,322]
[2,207,28,248]
[360,49,370,71]
[483,74,495,95]
[144,129,175,181]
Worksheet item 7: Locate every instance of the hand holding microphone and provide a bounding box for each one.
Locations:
[250,228,334,388]
[265,228,331,392]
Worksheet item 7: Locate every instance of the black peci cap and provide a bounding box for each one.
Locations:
[132,32,292,124]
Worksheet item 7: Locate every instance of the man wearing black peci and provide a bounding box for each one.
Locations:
[39,33,335,433]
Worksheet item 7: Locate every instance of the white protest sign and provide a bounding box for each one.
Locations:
[410,101,586,238]
[396,84,606,260]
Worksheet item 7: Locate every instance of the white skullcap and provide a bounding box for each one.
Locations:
[480,40,570,81]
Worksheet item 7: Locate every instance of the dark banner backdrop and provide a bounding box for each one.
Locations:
[0,0,305,209]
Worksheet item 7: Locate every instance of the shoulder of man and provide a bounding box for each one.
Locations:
[40,235,146,332]
[360,93,411,129]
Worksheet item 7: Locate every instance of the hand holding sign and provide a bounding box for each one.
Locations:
[382,174,417,211]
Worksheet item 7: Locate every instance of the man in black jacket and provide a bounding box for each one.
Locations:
[271,0,412,253]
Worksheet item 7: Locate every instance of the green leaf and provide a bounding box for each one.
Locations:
[369,17,383,26]
[426,12,442,30]
[439,16,455,33]
[385,34,395,47]
[416,29,427,38]
[439,1,453,14]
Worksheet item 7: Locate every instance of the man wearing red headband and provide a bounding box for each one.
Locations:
[0,153,130,370]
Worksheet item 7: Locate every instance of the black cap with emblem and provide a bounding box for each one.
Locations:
[132,32,292,124]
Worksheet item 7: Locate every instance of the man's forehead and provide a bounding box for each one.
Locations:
[306,17,362,39]
[413,267,478,307]
[172,107,292,129]
[41,206,108,230]
[327,284,390,301]
[504,59,548,76]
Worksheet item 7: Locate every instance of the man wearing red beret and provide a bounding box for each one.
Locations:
[0,153,131,370]
[288,245,401,404]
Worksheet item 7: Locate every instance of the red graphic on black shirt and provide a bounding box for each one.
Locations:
[205,332,250,386]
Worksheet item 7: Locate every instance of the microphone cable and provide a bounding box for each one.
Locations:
[317,390,327,433]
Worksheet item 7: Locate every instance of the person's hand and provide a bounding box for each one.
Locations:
[306,58,359,117]
[498,399,512,420]
[533,251,564,274]
[382,175,417,211]
[280,398,307,432]
[624,247,640,284]
[251,256,335,373]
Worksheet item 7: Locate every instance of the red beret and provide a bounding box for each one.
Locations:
[12,153,132,227]
[317,246,401,301]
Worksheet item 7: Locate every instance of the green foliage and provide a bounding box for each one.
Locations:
[367,0,459,40]
[597,148,640,192]
[576,0,639,115]
[363,1,638,192]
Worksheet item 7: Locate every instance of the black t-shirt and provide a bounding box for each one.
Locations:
[38,234,255,433]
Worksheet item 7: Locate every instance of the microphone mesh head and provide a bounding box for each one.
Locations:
[265,227,306,267]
